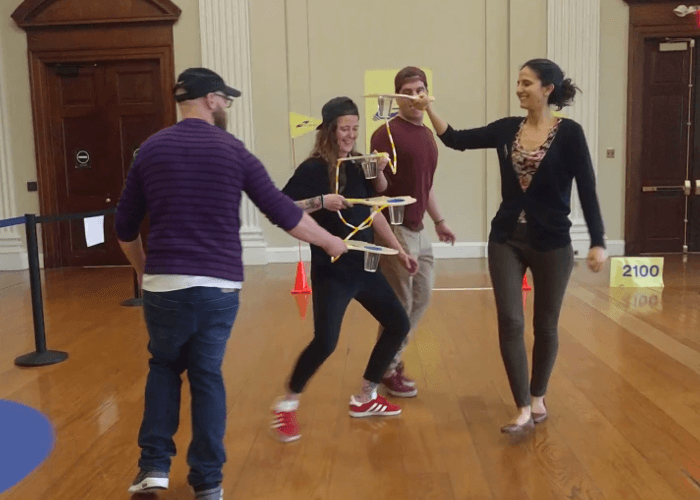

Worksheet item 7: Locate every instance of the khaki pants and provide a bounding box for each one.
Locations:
[375,225,435,374]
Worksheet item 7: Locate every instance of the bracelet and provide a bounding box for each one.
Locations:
[434,218,445,225]
[320,195,324,209]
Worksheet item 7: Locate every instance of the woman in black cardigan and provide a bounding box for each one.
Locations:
[415,59,607,433]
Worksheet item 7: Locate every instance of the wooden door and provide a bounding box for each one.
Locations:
[689,44,700,252]
[637,39,695,254]
[47,59,164,267]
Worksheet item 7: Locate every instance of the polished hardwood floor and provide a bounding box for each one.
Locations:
[1,256,700,500]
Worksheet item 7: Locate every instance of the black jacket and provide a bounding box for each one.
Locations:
[438,117,605,250]
[282,157,375,271]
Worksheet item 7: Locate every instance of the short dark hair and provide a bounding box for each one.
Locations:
[394,66,428,93]
[521,58,580,110]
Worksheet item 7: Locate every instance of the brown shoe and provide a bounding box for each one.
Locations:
[500,417,534,434]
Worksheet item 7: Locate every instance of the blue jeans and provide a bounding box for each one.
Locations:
[137,287,240,490]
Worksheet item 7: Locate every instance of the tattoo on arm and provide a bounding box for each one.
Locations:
[295,196,323,213]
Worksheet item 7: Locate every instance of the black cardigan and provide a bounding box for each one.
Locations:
[438,117,606,251]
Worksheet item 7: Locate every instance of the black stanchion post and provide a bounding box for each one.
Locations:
[14,214,69,367]
[120,269,143,307]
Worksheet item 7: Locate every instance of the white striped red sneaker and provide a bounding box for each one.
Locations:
[348,392,402,418]
[270,399,301,443]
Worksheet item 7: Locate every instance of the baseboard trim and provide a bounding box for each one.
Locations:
[0,250,28,271]
[266,245,311,264]
[241,243,269,266]
[0,241,627,270]
[432,242,487,259]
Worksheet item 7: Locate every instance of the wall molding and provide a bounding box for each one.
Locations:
[548,0,601,236]
[199,0,268,265]
[0,241,627,270]
[0,13,24,268]
[0,245,29,271]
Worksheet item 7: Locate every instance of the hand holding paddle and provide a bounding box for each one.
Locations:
[373,151,390,173]
[323,194,353,211]
[411,93,432,111]
[322,236,349,260]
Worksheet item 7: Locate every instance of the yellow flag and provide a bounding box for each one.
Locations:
[290,112,322,139]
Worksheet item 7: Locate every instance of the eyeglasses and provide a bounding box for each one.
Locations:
[213,92,234,108]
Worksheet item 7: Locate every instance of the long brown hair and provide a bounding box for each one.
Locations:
[308,117,361,193]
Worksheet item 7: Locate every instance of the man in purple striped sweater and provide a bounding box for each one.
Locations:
[116,68,346,500]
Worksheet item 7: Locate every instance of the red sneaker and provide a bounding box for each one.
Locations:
[349,392,402,417]
[271,399,301,443]
[381,370,417,397]
[396,361,416,387]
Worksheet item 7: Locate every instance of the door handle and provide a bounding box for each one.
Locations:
[642,180,691,195]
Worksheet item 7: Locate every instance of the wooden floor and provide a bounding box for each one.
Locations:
[1,256,700,500]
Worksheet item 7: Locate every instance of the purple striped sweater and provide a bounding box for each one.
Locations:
[115,118,303,282]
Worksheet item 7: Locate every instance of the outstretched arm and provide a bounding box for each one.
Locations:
[294,194,353,213]
[414,95,498,151]
[424,100,448,135]
[294,196,323,213]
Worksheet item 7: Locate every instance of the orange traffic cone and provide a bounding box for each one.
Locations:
[522,274,532,291]
[294,293,310,320]
[291,261,312,294]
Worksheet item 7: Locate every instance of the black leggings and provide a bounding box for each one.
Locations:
[487,223,574,408]
[287,266,411,394]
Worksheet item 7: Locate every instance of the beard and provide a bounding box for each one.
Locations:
[213,108,228,130]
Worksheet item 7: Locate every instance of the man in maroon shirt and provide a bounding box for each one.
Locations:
[370,67,456,397]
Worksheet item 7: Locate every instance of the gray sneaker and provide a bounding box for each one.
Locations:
[127,469,169,494]
[196,486,223,500]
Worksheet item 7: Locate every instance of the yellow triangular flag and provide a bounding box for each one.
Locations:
[290,112,322,139]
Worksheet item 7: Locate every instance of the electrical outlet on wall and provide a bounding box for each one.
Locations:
[606,148,615,158]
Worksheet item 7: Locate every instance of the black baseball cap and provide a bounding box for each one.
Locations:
[173,67,241,102]
[317,97,359,129]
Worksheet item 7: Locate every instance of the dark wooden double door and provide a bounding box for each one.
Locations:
[47,59,166,266]
[638,38,700,254]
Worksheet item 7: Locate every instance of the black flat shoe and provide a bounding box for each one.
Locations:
[500,417,534,434]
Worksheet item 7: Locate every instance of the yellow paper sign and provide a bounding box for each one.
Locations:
[289,112,322,139]
[364,68,433,152]
[609,257,664,288]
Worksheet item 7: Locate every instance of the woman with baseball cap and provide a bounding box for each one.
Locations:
[270,97,419,443]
